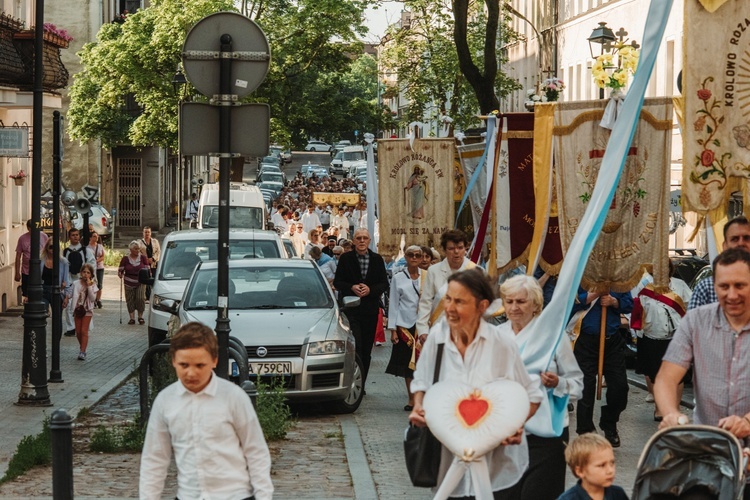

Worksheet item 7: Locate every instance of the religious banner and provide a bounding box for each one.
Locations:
[682,0,750,221]
[311,192,360,207]
[457,141,489,244]
[494,113,536,273]
[378,138,455,261]
[554,98,673,292]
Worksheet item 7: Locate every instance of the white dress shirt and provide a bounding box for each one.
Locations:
[301,211,321,233]
[503,319,583,436]
[415,257,477,336]
[387,268,424,330]
[139,375,274,500]
[412,320,544,496]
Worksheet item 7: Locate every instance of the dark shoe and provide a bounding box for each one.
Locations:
[603,429,621,448]
[404,405,414,412]
[138,318,145,325]
[64,330,76,337]
[128,319,135,325]
[568,403,574,412]
[654,411,663,422]
[95,300,102,309]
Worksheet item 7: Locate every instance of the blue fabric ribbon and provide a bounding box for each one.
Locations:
[455,118,495,227]
[518,0,674,436]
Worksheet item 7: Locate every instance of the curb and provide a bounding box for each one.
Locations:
[339,414,378,500]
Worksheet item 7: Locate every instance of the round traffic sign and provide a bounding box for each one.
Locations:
[182,12,271,98]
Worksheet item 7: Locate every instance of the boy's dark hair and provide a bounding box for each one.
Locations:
[712,247,750,274]
[440,229,469,250]
[169,322,218,360]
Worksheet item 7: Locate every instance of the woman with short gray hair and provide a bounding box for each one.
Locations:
[117,240,150,325]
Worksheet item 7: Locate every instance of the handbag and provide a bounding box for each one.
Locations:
[74,305,86,318]
[403,342,444,487]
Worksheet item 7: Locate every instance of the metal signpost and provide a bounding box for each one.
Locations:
[180,12,270,376]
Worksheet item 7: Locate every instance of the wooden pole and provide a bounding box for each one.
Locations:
[596,304,608,400]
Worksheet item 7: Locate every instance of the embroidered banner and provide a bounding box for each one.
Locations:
[682,0,750,220]
[554,98,673,292]
[378,139,455,261]
[457,141,489,247]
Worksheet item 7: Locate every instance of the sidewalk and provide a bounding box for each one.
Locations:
[0,268,148,478]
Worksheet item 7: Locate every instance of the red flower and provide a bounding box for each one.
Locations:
[701,149,715,166]
[697,89,712,101]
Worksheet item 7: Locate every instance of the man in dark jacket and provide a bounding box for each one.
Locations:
[333,228,388,387]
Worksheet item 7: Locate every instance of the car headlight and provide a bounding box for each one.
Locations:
[308,340,346,355]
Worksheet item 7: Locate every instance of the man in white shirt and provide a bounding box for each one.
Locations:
[301,205,321,233]
[331,206,349,240]
[140,322,273,500]
[416,229,476,342]
[271,206,288,233]
[290,222,307,257]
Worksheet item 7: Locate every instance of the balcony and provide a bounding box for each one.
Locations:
[0,13,69,92]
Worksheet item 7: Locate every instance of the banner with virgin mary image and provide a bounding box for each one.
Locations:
[378,138,455,262]
[554,98,673,292]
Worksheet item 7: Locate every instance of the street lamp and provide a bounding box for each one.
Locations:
[588,22,616,99]
[172,64,187,230]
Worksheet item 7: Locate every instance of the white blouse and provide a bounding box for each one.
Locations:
[387,268,423,330]
[412,320,544,496]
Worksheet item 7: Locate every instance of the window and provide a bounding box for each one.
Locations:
[10,158,29,224]
[665,39,675,96]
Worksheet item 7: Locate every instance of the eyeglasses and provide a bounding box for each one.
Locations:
[406,252,422,258]
[354,236,369,241]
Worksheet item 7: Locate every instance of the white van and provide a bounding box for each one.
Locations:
[341,145,366,173]
[198,182,266,230]
[144,228,286,345]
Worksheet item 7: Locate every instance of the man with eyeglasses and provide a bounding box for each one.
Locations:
[688,216,750,309]
[334,228,389,389]
[416,229,476,344]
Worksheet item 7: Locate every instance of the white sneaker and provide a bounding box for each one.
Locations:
[375,342,384,346]
[78,352,86,361]
[645,393,655,403]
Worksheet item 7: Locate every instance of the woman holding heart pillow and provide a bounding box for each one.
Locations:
[499,275,583,500]
[409,269,544,499]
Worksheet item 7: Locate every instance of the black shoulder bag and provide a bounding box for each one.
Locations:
[403,342,444,487]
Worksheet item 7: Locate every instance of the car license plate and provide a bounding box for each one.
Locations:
[248,362,292,375]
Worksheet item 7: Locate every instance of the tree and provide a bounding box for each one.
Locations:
[69,0,374,150]
[379,0,520,133]
[452,0,521,114]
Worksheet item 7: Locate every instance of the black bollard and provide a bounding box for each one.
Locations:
[241,380,257,409]
[50,409,74,500]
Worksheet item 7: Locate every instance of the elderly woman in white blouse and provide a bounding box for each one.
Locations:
[385,245,425,411]
[499,275,583,500]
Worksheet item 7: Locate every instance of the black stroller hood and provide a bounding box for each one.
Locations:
[632,425,746,500]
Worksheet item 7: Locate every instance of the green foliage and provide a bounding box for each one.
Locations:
[255,378,293,441]
[149,353,177,408]
[0,418,51,484]
[89,416,146,453]
[103,247,124,267]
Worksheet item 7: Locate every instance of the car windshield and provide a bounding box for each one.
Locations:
[259,172,284,183]
[160,239,282,280]
[200,206,264,229]
[184,266,333,310]
[333,152,343,160]
[262,156,278,164]
[342,151,365,161]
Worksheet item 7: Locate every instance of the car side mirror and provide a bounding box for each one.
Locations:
[138,268,154,286]
[154,298,179,315]
[341,296,361,309]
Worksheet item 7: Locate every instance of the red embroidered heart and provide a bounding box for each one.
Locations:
[457,392,490,427]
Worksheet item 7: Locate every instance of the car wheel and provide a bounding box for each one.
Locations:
[329,354,364,414]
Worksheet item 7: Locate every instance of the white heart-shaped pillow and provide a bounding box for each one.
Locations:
[423,379,530,459]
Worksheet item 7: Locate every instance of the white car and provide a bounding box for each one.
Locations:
[159,258,364,413]
[305,140,332,152]
[142,228,286,347]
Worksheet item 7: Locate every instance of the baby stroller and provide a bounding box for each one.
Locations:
[632,425,747,500]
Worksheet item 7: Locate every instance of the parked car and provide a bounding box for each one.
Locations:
[259,155,282,169]
[257,180,284,197]
[157,258,364,413]
[258,165,286,184]
[270,145,292,164]
[305,140,332,152]
[69,204,113,243]
[141,228,285,346]
[341,146,366,172]
[282,238,298,258]
[330,151,344,175]
[257,171,286,185]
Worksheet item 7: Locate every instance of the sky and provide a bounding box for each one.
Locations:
[363,1,403,43]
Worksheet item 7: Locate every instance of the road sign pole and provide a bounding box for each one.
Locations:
[49,111,64,383]
[216,34,233,379]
